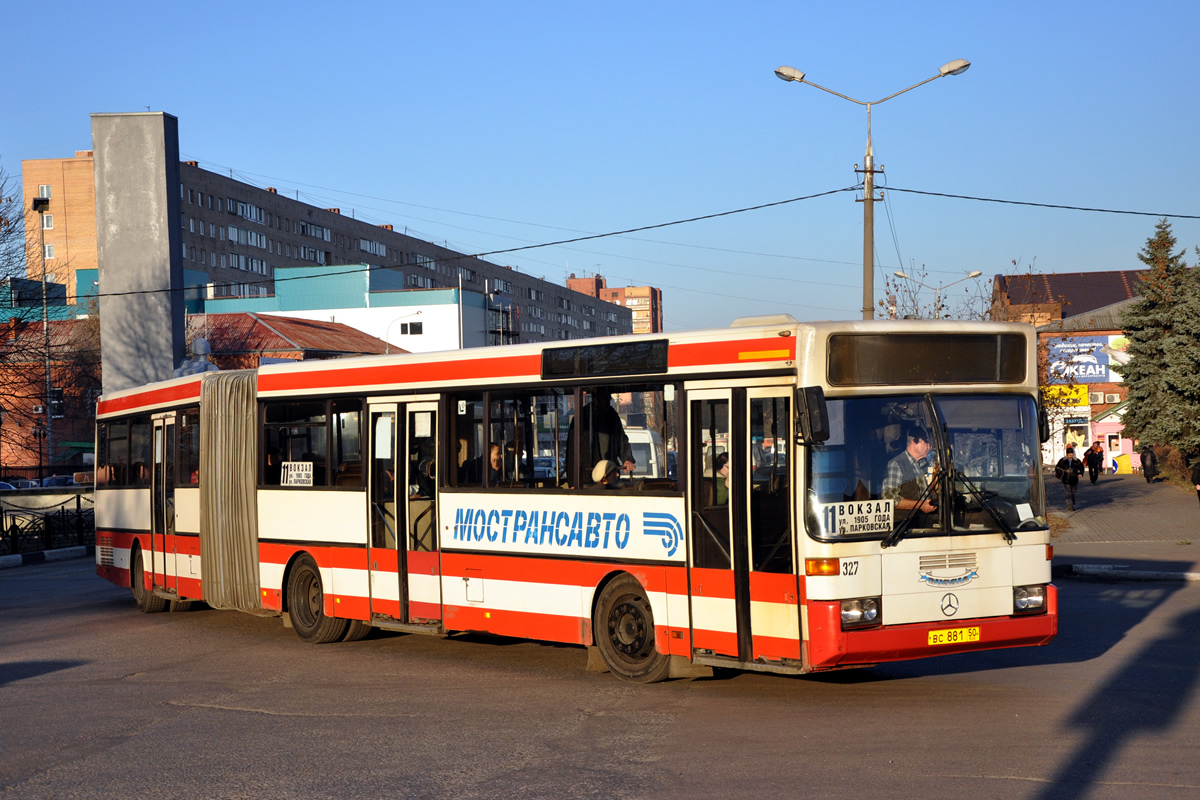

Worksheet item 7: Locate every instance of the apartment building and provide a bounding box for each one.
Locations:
[567,273,662,334]
[23,146,632,344]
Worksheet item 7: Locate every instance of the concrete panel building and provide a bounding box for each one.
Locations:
[24,114,633,351]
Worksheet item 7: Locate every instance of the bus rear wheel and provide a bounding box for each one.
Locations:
[287,555,349,644]
[131,548,167,614]
[594,574,671,683]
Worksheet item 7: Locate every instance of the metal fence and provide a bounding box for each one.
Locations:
[0,493,94,555]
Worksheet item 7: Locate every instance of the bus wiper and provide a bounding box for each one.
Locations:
[955,469,1017,543]
[881,477,939,549]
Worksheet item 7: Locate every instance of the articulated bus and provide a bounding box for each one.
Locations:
[95,315,1057,682]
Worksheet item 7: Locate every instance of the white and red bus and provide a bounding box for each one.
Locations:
[95,315,1056,682]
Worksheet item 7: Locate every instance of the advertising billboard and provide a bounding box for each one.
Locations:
[1046,335,1130,384]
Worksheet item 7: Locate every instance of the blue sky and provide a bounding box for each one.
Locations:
[4,1,1198,331]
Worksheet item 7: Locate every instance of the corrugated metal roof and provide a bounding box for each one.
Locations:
[195,313,398,357]
[1038,296,1139,333]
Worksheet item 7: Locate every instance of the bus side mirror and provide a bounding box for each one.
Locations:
[797,386,830,443]
[1037,391,1050,443]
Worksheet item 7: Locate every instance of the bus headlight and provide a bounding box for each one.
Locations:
[1013,584,1047,614]
[841,597,881,629]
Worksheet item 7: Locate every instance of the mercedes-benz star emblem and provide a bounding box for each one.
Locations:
[940,593,960,617]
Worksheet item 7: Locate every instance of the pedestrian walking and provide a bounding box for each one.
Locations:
[1056,446,1084,511]
[1084,441,1105,485]
[1140,444,1158,484]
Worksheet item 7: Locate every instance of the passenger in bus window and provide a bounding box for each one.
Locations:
[881,425,938,519]
[461,443,502,485]
[714,452,730,505]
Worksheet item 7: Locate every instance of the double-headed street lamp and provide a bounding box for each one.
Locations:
[774,59,971,320]
[894,269,983,319]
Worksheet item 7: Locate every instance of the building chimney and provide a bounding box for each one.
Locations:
[379,224,394,231]
[267,187,277,194]
[326,208,340,215]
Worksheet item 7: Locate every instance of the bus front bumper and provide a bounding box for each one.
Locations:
[805,583,1058,671]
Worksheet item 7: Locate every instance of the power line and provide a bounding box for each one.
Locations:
[887,187,1200,219]
[79,187,860,301]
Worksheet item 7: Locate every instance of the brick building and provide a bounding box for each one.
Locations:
[566,274,662,334]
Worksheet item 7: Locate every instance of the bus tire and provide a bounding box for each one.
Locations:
[594,574,671,683]
[169,600,193,613]
[131,548,167,614]
[286,555,348,644]
[343,619,372,642]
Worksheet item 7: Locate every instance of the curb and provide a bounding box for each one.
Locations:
[0,545,93,571]
[1056,563,1200,582]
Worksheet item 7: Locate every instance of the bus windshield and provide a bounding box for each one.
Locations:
[807,394,1045,541]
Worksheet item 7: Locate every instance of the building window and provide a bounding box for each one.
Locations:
[44,244,55,260]
[189,218,195,233]
[38,185,51,199]
[42,214,53,230]
[188,189,194,204]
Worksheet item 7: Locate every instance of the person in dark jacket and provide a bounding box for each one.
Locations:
[1056,446,1084,511]
[1140,444,1158,484]
[1084,441,1106,485]
[1191,457,1200,510]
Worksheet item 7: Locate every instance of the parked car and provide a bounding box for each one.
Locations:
[532,457,558,480]
[41,475,76,487]
[8,479,38,489]
[0,481,15,491]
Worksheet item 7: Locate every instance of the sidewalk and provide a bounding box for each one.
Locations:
[1047,471,1200,580]
[0,545,94,570]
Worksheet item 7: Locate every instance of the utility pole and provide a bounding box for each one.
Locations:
[32,196,54,477]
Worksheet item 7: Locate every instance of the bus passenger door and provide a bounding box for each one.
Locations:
[403,402,441,625]
[367,400,442,626]
[745,388,800,664]
[687,389,750,661]
[151,416,177,594]
[368,405,404,621]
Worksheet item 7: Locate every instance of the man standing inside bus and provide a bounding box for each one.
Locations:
[567,389,635,486]
[882,426,939,523]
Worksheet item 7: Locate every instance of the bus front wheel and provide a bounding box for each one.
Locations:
[594,574,671,683]
[287,555,349,644]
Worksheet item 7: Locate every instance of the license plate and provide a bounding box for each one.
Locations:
[928,627,980,646]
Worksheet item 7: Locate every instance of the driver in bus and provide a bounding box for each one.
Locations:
[882,425,939,523]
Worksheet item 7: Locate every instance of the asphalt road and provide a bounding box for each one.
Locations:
[2,559,1199,800]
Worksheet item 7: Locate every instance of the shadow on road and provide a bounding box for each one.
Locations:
[1034,603,1200,799]
[806,578,1186,683]
[0,660,86,687]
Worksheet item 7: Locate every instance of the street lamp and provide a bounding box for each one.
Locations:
[893,270,983,319]
[384,311,422,354]
[775,59,971,320]
[0,405,6,481]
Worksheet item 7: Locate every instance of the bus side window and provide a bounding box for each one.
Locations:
[452,395,485,487]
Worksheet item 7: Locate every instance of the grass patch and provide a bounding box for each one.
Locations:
[1047,513,1070,539]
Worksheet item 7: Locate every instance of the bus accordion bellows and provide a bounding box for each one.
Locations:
[94,315,1056,682]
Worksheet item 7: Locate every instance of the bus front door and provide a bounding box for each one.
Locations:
[687,388,801,665]
[150,416,177,594]
[687,389,749,661]
[367,400,442,627]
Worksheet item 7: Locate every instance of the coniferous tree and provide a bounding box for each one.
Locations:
[1114,219,1194,450]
